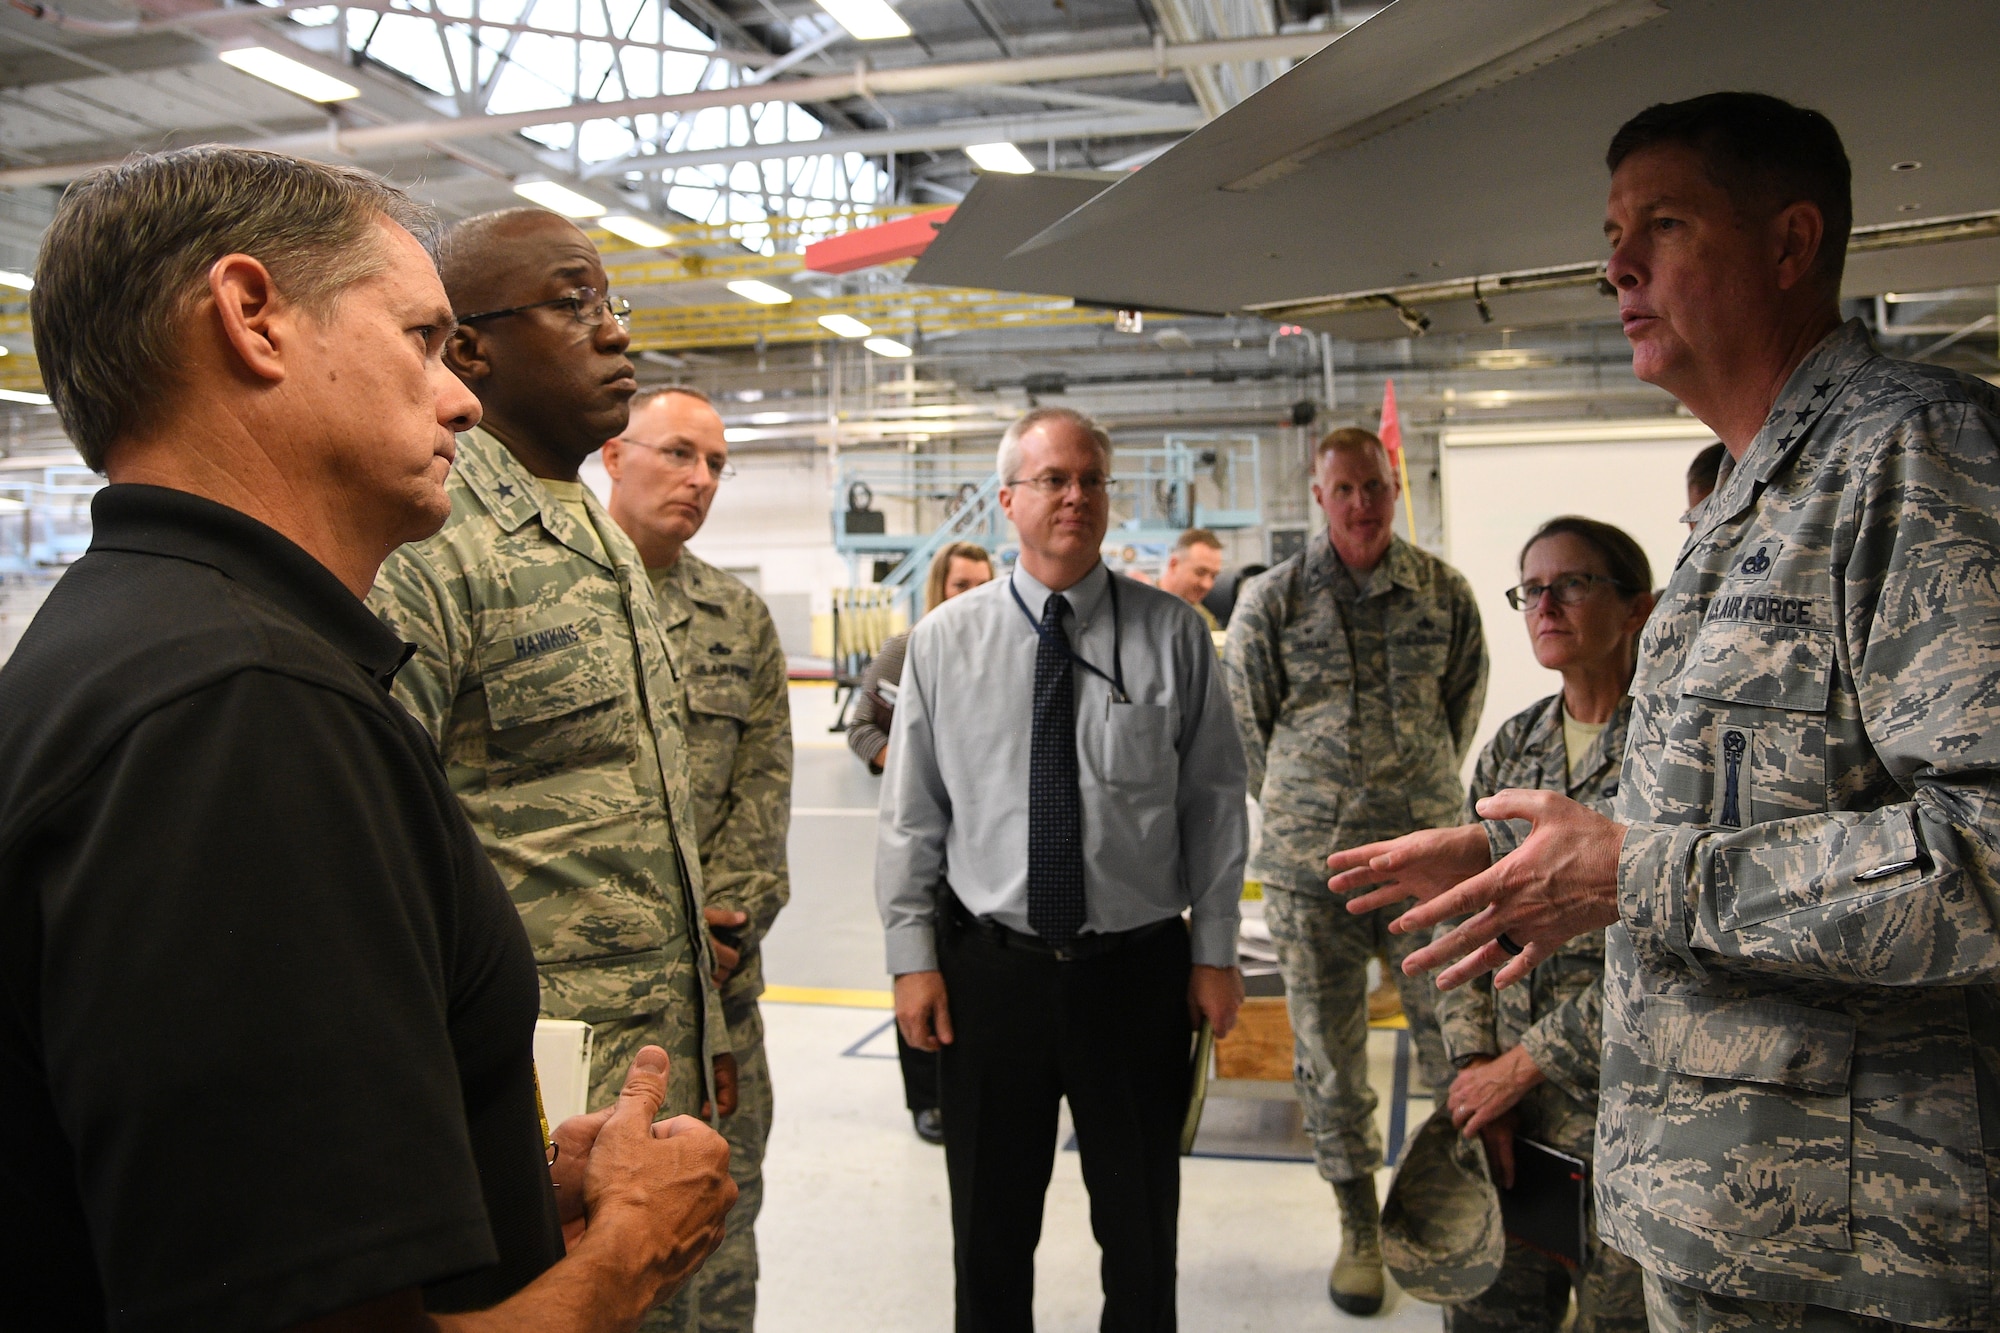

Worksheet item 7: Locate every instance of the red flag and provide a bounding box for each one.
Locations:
[1379,378,1403,461]
[1380,378,1418,540]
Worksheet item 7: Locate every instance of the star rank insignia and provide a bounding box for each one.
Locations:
[1812,378,1834,399]
[1793,407,1812,425]
[496,482,516,499]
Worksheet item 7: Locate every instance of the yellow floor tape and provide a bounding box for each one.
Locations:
[763,984,895,1009]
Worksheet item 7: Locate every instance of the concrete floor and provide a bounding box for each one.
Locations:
[750,684,1444,1332]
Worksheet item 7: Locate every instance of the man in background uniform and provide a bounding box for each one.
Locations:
[606,386,792,1333]
[1335,93,2000,1333]
[1224,426,1486,1315]
[370,208,732,1333]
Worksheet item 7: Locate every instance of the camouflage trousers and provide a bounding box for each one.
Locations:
[701,995,773,1333]
[1641,1273,1945,1333]
[1263,882,1452,1183]
[1444,1234,1646,1333]
[590,1009,713,1333]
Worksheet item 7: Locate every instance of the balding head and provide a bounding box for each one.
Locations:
[438,207,591,317]
[438,207,634,478]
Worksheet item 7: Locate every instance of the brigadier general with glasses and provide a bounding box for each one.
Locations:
[876,406,1248,1333]
[1333,93,2000,1333]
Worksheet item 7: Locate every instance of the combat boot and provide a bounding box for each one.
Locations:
[1328,1176,1385,1315]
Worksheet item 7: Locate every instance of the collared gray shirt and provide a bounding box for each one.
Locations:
[875,561,1248,973]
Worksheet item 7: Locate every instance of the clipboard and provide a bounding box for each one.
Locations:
[1499,1137,1589,1268]
[1180,1020,1214,1155]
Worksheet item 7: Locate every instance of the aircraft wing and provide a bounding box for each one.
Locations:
[910,0,2000,325]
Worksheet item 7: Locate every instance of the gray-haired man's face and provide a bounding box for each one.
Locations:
[998,422,1111,567]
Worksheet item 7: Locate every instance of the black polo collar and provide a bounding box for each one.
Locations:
[86,484,413,688]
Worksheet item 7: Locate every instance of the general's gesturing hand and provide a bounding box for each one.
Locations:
[1391,789,1624,992]
[1326,824,1493,914]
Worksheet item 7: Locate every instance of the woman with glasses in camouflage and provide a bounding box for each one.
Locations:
[1346,516,1654,1332]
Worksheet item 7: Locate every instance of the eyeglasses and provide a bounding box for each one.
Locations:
[623,438,736,481]
[457,287,632,330]
[1504,573,1626,610]
[1006,472,1111,497]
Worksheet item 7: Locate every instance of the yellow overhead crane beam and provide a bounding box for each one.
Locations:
[627,290,1155,351]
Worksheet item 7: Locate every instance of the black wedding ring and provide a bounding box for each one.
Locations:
[1495,932,1525,956]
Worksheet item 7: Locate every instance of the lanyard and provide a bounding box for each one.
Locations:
[1010,570,1127,703]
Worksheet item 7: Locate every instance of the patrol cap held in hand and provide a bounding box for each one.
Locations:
[1381,1106,1505,1304]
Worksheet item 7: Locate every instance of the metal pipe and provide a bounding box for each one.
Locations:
[5,0,765,62]
[583,105,1203,176]
[0,29,1345,188]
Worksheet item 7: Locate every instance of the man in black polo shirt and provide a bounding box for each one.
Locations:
[1,147,734,1332]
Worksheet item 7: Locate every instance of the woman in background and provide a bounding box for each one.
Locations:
[847,541,993,775]
[846,540,993,1143]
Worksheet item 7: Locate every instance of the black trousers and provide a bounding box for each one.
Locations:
[898,1029,940,1112]
[937,908,1193,1333]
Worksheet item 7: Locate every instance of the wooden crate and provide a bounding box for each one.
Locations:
[1215,995,1294,1081]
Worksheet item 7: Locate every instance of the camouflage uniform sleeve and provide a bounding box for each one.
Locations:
[1625,401,2000,984]
[1221,576,1282,799]
[1434,968,1501,1066]
[701,596,792,955]
[1441,567,1489,769]
[365,544,472,748]
[1465,715,1524,863]
[1435,726,1515,1066]
[1516,970,1602,1105]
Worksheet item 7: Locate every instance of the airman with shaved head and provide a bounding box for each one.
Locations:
[368,208,733,1333]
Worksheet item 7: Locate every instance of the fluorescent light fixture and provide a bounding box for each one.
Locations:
[0,389,52,405]
[726,279,793,305]
[864,336,912,358]
[1441,418,1717,448]
[598,214,673,248]
[0,345,9,356]
[512,179,607,219]
[811,0,910,40]
[0,270,31,292]
[818,313,872,338]
[218,46,359,102]
[747,411,791,425]
[965,142,1035,175]
[723,427,756,443]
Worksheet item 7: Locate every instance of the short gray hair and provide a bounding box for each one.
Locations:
[632,384,714,411]
[33,146,435,470]
[996,406,1113,484]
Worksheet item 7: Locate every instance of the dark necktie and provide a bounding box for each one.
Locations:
[1028,593,1087,942]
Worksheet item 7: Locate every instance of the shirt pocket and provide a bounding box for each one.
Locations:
[1676,615,1832,828]
[476,612,646,832]
[1100,699,1178,794]
[1637,993,1854,1250]
[685,668,752,727]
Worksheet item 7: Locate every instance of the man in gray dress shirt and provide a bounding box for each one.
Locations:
[876,405,1248,1333]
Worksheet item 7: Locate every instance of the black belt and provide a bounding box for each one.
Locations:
[944,892,1176,963]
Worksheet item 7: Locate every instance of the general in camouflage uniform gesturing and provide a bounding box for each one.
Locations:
[369,209,732,1333]
[606,387,794,1333]
[1336,94,2000,1333]
[1223,425,1487,1315]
